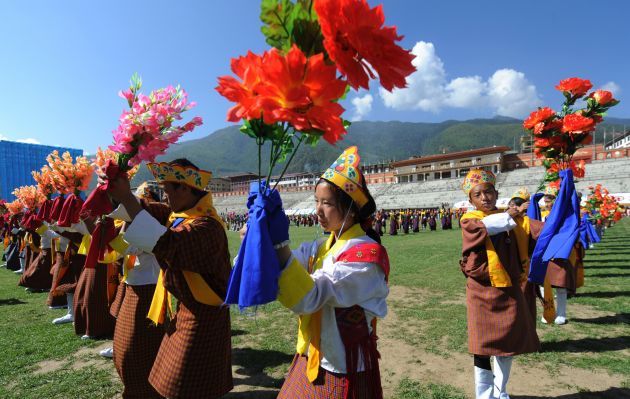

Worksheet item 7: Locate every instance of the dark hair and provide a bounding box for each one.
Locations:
[543,194,556,201]
[509,197,526,207]
[316,177,381,244]
[168,158,206,198]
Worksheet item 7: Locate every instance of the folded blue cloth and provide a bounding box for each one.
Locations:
[529,169,580,284]
[225,181,285,309]
[527,192,545,221]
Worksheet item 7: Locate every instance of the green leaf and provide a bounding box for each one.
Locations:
[260,0,295,51]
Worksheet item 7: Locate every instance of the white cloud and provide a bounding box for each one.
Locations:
[16,138,41,144]
[350,93,374,121]
[379,41,542,118]
[381,42,446,112]
[487,69,541,117]
[0,133,41,144]
[600,81,621,95]
[444,76,487,108]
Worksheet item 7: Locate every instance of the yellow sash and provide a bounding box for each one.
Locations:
[147,192,226,325]
[460,210,530,288]
[295,224,366,382]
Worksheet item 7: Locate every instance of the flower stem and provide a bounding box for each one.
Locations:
[272,133,305,192]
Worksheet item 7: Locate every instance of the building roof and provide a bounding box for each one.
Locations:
[391,146,511,167]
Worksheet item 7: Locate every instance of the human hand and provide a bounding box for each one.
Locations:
[106,175,133,203]
[506,207,520,219]
[518,201,530,214]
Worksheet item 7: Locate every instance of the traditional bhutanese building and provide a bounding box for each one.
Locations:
[391,146,510,183]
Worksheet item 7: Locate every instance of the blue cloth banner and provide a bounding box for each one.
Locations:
[585,214,601,244]
[527,192,545,221]
[528,169,581,284]
[225,181,283,309]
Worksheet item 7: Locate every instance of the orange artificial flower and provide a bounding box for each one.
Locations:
[216,51,264,123]
[523,107,556,132]
[217,45,349,144]
[315,0,415,91]
[591,89,615,105]
[561,114,596,135]
[555,77,593,97]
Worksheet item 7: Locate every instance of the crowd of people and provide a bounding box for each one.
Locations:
[0,146,621,399]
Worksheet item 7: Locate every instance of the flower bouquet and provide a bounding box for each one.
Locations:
[81,76,202,269]
[216,0,416,308]
[82,74,203,218]
[5,199,23,216]
[13,185,45,231]
[32,165,56,223]
[57,155,92,228]
[524,78,619,285]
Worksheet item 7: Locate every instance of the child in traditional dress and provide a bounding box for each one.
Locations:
[107,159,233,399]
[271,146,390,399]
[459,170,540,399]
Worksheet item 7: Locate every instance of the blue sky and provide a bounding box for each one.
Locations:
[1,0,628,153]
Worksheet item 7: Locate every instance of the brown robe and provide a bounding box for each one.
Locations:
[73,227,120,338]
[546,258,577,293]
[460,218,540,356]
[521,219,544,322]
[113,283,164,399]
[19,232,53,290]
[49,233,85,300]
[142,202,233,399]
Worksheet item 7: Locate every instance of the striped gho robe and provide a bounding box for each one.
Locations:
[123,194,233,399]
[460,212,540,356]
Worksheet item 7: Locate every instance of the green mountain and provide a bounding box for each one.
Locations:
[131,116,630,184]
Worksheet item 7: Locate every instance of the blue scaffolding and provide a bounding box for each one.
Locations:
[0,140,83,200]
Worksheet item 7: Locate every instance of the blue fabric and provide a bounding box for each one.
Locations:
[527,192,545,221]
[584,215,601,244]
[225,181,284,309]
[528,169,581,284]
[578,216,588,248]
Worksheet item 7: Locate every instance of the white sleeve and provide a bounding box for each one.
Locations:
[124,210,168,254]
[481,213,517,236]
[290,261,388,314]
[71,221,90,236]
[107,198,139,222]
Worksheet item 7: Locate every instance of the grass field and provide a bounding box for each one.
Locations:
[0,219,628,398]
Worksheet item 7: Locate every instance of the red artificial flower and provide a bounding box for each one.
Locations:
[548,179,561,190]
[555,77,593,97]
[562,114,596,135]
[315,0,416,91]
[523,107,556,134]
[572,160,586,178]
[590,89,616,106]
[216,45,349,144]
[216,51,264,122]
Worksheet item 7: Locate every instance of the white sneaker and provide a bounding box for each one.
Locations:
[554,316,567,325]
[540,317,548,324]
[52,314,74,325]
[99,347,114,358]
[48,305,67,310]
[14,269,23,274]
[81,334,94,340]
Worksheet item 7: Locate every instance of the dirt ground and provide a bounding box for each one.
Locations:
[35,286,628,399]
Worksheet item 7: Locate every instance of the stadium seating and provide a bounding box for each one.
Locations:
[213,158,630,212]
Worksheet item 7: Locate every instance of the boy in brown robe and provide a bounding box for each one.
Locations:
[107,158,233,399]
[460,170,540,399]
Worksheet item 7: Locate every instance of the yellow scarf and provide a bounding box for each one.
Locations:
[147,192,226,325]
[295,223,366,382]
[460,210,530,287]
